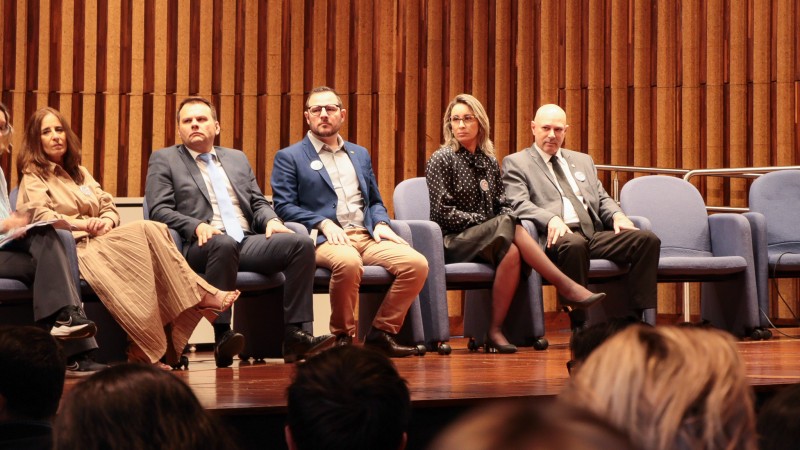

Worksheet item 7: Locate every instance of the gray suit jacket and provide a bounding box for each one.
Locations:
[145,145,277,247]
[502,146,621,244]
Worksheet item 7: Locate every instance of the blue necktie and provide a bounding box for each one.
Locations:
[198,153,245,242]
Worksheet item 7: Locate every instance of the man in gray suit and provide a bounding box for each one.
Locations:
[145,97,334,366]
[502,104,660,330]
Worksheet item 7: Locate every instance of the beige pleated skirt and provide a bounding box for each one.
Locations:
[76,220,214,364]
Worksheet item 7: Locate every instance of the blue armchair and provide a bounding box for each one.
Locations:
[620,175,761,337]
[393,177,548,350]
[745,169,800,338]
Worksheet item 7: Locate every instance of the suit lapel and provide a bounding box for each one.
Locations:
[179,145,212,205]
[528,147,559,192]
[344,143,369,197]
[302,138,336,192]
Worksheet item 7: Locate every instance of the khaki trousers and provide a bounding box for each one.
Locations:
[315,229,428,336]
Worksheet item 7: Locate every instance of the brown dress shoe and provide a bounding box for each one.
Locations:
[363,328,424,358]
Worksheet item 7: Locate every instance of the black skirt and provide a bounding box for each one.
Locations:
[443,214,517,266]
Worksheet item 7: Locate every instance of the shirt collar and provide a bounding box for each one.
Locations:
[186,146,218,162]
[533,143,562,163]
[308,131,344,154]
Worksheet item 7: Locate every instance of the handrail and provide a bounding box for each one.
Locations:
[683,166,800,182]
[595,165,690,202]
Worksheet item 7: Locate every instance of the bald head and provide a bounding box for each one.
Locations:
[531,104,569,155]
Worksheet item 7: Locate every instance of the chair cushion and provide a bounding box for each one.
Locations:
[230,272,285,290]
[445,262,495,283]
[767,251,800,271]
[658,256,746,276]
[313,266,395,288]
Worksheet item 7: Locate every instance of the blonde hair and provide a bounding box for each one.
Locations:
[441,93,494,156]
[561,325,757,450]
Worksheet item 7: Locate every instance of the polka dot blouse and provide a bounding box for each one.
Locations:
[425,146,513,235]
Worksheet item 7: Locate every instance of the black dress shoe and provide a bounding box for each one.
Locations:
[335,334,353,347]
[484,335,517,354]
[215,330,245,368]
[282,329,336,363]
[561,292,606,310]
[364,328,421,358]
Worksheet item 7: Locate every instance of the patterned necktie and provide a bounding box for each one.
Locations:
[550,155,594,238]
[198,153,244,242]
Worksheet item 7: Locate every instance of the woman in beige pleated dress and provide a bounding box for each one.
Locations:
[16,107,239,369]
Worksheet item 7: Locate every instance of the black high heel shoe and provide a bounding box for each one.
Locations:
[560,292,606,310]
[484,335,517,354]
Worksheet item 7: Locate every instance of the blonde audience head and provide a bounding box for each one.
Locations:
[561,325,756,450]
[429,400,633,450]
[19,107,84,183]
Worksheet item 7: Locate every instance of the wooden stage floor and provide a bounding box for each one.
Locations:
[62,327,800,449]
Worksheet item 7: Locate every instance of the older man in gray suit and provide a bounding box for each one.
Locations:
[145,97,334,366]
[502,104,660,330]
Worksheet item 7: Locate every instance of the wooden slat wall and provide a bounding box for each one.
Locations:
[2,0,799,320]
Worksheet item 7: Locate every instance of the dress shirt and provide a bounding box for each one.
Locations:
[533,144,586,225]
[186,148,251,233]
[307,131,365,229]
[426,146,512,235]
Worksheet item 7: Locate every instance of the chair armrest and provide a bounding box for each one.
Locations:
[285,222,310,236]
[167,228,183,251]
[388,220,413,244]
[628,215,651,231]
[708,213,754,260]
[743,211,768,307]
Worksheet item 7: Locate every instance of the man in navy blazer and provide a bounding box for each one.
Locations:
[271,86,428,358]
[502,104,660,330]
[145,97,334,366]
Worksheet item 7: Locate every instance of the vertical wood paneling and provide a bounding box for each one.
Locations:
[2,0,800,321]
[705,0,724,205]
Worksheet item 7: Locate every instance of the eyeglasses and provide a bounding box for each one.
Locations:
[307,105,341,116]
[450,114,476,124]
[0,122,12,136]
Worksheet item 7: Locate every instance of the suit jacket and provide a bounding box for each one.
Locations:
[502,146,621,244]
[271,136,390,245]
[145,145,277,247]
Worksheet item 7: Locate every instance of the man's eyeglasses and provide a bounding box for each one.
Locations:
[450,114,476,124]
[307,105,341,116]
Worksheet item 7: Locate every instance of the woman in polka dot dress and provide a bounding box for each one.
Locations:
[425,94,605,354]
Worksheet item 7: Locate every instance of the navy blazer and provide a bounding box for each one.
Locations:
[145,145,277,247]
[271,136,391,245]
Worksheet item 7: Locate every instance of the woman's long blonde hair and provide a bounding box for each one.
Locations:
[561,325,757,450]
[441,93,494,156]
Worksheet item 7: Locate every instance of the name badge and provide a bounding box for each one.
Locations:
[79,185,93,196]
[479,179,489,192]
[310,160,323,171]
[574,171,587,182]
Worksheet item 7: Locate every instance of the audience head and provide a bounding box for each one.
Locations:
[53,363,232,450]
[0,102,12,155]
[429,400,634,450]
[757,384,800,450]
[176,96,220,153]
[0,325,65,422]
[304,86,346,142]
[531,103,568,156]
[285,345,410,450]
[442,93,494,156]
[561,325,757,450]
[19,107,84,183]
[567,316,643,375]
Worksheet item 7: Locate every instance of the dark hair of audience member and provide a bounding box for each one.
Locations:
[757,383,800,450]
[0,325,65,421]
[568,316,643,374]
[428,399,634,450]
[53,363,234,450]
[285,345,411,450]
[561,325,757,450]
